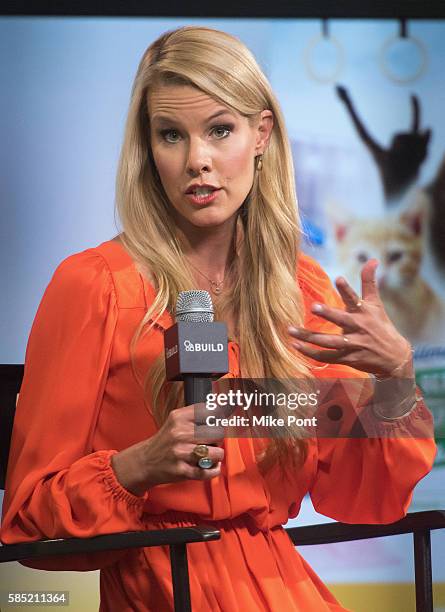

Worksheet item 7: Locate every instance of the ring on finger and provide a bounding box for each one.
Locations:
[343,336,350,344]
[198,457,215,469]
[355,300,363,308]
[192,444,209,459]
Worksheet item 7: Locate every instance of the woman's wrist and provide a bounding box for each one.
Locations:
[371,342,419,420]
[374,342,415,381]
[110,442,151,497]
[371,373,422,420]
[390,354,415,379]
[372,388,422,421]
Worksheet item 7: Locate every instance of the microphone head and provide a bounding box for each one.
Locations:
[175,290,214,322]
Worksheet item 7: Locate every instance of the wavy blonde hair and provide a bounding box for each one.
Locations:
[115,26,312,475]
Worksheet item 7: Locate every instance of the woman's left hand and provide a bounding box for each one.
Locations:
[288,259,414,379]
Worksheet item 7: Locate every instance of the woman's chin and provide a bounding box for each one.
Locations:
[187,210,238,229]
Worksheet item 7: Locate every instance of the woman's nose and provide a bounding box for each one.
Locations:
[186,139,212,175]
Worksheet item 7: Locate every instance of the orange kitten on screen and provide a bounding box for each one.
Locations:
[332,207,444,344]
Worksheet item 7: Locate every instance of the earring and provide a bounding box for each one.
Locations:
[256,154,263,172]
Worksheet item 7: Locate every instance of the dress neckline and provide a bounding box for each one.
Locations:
[104,238,238,346]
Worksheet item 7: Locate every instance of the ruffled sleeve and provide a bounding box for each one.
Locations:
[0,250,149,570]
[297,253,437,524]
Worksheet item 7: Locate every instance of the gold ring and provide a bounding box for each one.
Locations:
[192,444,209,459]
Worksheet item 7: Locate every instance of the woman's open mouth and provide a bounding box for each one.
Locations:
[185,185,222,206]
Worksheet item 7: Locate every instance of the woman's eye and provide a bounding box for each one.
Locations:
[161,129,181,143]
[159,125,232,142]
[212,125,232,139]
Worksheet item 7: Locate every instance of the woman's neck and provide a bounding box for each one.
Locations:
[178,217,238,280]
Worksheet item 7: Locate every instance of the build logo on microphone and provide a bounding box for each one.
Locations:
[183,340,224,352]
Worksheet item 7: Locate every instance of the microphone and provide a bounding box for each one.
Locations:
[164,290,229,405]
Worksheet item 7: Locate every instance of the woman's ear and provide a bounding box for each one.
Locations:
[255,110,274,154]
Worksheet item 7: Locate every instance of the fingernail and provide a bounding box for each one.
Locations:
[292,341,302,349]
[288,326,298,334]
[312,303,323,313]
[289,327,302,336]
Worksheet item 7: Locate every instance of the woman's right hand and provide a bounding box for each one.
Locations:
[111,404,225,496]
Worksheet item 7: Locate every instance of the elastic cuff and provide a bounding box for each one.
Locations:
[371,385,422,421]
[101,450,149,507]
[359,399,434,438]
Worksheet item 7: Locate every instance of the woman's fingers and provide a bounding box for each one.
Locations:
[170,444,224,481]
[191,425,225,445]
[360,259,381,302]
[290,341,347,363]
[308,304,359,330]
[288,327,358,350]
[192,404,226,444]
[183,461,222,481]
[335,261,383,311]
[168,405,224,444]
[290,341,370,370]
[187,443,225,465]
[335,276,362,311]
[286,265,412,377]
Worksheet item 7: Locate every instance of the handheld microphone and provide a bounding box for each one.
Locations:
[164,290,229,405]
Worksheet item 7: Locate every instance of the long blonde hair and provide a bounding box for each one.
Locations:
[115,26,311,474]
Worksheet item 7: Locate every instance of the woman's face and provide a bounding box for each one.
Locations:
[148,84,273,231]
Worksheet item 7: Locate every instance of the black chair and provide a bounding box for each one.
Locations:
[1,364,444,612]
[287,510,445,612]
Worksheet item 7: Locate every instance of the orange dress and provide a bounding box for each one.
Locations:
[1,239,436,612]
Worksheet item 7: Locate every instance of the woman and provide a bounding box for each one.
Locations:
[1,26,436,611]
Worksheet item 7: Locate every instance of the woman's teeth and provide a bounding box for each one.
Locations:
[194,187,214,196]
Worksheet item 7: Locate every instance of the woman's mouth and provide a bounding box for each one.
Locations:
[185,187,221,206]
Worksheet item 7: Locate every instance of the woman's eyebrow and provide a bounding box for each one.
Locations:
[151,109,236,126]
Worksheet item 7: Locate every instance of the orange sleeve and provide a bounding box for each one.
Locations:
[0,250,149,570]
[297,253,437,524]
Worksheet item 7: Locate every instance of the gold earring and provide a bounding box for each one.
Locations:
[256,154,263,171]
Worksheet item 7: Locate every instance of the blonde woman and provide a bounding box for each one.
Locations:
[1,26,436,611]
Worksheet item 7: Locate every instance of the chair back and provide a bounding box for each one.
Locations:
[0,365,24,489]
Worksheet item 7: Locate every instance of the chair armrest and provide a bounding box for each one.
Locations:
[286,510,445,546]
[0,526,221,563]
